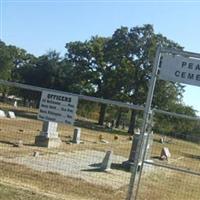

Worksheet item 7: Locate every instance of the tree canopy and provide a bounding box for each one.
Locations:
[0,24,198,136]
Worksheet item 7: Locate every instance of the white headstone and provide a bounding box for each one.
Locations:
[72,128,81,144]
[100,151,112,171]
[0,110,6,118]
[41,121,58,138]
[8,111,16,119]
[14,101,18,108]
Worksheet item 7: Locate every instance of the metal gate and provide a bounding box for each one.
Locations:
[127,47,200,200]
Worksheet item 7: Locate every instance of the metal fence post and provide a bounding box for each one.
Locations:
[126,46,161,200]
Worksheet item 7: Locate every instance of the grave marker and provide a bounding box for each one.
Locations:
[0,110,6,118]
[160,147,171,160]
[72,128,81,144]
[100,151,112,172]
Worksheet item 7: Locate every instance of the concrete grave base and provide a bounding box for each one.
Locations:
[35,135,61,148]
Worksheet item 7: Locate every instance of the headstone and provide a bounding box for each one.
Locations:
[35,121,61,148]
[33,151,40,157]
[100,139,109,144]
[72,127,81,144]
[160,137,164,144]
[14,101,17,108]
[0,110,6,118]
[8,111,16,119]
[41,121,58,138]
[14,140,23,147]
[160,147,171,160]
[122,132,148,169]
[145,131,154,160]
[111,120,115,128]
[100,151,112,171]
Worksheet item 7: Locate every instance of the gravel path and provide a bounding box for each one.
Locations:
[1,150,131,189]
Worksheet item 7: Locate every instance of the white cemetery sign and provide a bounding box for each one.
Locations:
[38,91,78,125]
[159,53,200,86]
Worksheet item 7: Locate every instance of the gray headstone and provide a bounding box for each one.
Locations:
[0,110,6,118]
[160,147,171,160]
[100,151,112,171]
[8,111,16,119]
[72,127,81,144]
[145,131,154,160]
[41,121,58,138]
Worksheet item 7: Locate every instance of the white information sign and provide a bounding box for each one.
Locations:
[159,54,200,87]
[38,91,78,125]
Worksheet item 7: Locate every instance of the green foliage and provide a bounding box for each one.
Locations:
[0,25,199,137]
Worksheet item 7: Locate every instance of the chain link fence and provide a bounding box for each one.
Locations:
[0,80,199,200]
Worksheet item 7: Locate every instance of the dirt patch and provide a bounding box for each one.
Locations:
[0,150,130,190]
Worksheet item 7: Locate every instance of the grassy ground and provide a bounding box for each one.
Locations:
[0,103,200,199]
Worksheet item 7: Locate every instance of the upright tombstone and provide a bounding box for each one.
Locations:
[145,131,154,161]
[100,150,112,172]
[160,147,171,160]
[72,127,81,144]
[122,131,149,169]
[35,121,61,148]
[8,111,16,119]
[0,110,6,118]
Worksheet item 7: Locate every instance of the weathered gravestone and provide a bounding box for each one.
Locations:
[160,147,171,160]
[35,121,61,148]
[100,150,112,172]
[8,111,16,119]
[72,127,81,144]
[0,110,6,118]
[122,131,153,169]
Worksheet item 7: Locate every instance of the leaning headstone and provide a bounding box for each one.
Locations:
[100,151,112,172]
[0,110,6,118]
[8,111,16,119]
[100,139,109,144]
[72,127,81,144]
[160,147,171,160]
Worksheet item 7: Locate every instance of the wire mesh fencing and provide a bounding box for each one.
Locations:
[0,82,138,200]
[0,81,200,200]
[136,111,200,200]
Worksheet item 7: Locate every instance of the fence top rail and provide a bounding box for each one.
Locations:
[161,47,200,59]
[0,79,144,111]
[1,79,199,121]
[154,109,200,121]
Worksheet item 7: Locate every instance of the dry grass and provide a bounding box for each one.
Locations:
[0,103,200,199]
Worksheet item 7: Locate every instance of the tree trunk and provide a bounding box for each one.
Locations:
[98,104,107,125]
[115,109,122,128]
[128,110,137,135]
[2,91,6,102]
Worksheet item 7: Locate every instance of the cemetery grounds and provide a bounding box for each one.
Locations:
[0,102,200,200]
